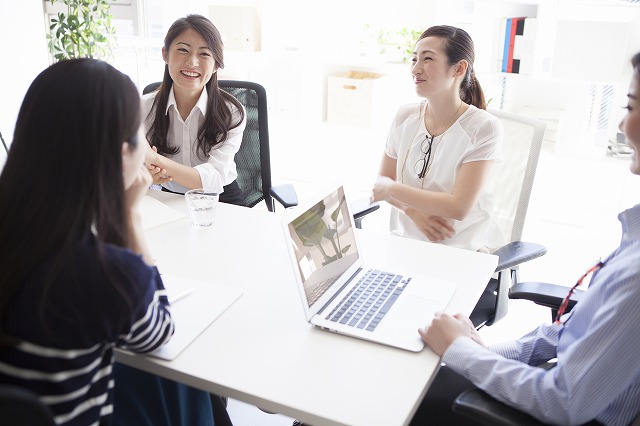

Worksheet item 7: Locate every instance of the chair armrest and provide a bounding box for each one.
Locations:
[509,281,585,310]
[452,389,544,426]
[269,184,298,209]
[493,241,547,272]
[350,198,380,220]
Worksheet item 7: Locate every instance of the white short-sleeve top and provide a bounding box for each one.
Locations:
[385,102,505,252]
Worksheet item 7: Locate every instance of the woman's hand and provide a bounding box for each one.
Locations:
[371,175,395,203]
[144,143,160,165]
[418,313,485,356]
[146,146,172,184]
[125,163,152,212]
[406,207,456,241]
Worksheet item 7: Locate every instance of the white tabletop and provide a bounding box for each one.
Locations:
[115,190,497,426]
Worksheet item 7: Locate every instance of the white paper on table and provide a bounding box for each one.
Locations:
[140,195,186,230]
[149,274,243,360]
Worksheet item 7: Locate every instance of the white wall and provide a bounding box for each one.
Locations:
[4,0,640,155]
[0,2,49,148]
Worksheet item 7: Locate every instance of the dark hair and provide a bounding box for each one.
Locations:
[418,25,487,110]
[0,58,141,344]
[146,14,245,160]
[633,52,640,82]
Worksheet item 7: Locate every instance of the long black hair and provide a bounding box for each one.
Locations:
[0,58,141,344]
[419,25,487,110]
[146,14,245,160]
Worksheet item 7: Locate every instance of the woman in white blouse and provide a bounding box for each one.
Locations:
[143,14,247,206]
[371,25,504,252]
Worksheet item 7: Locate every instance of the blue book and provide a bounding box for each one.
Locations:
[502,18,512,72]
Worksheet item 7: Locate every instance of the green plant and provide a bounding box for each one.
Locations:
[47,0,116,62]
[377,27,422,63]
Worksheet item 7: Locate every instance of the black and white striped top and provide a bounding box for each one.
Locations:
[0,234,174,425]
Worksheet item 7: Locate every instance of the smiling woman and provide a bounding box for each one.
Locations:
[370,25,504,253]
[141,14,247,206]
[112,14,241,426]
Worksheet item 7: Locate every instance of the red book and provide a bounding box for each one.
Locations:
[506,17,524,73]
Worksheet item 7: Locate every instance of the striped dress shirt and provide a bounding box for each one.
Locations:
[444,203,640,426]
[0,234,174,425]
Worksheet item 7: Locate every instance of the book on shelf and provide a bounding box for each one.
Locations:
[498,16,537,75]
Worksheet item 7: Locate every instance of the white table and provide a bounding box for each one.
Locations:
[115,191,497,426]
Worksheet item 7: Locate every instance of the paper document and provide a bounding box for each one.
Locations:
[149,275,243,360]
[140,195,186,230]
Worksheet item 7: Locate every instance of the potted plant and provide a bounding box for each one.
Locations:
[377,27,422,63]
[46,0,116,62]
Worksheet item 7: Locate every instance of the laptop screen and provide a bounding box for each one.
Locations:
[287,186,359,308]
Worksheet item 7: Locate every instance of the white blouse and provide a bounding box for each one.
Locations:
[385,102,505,252]
[141,86,246,194]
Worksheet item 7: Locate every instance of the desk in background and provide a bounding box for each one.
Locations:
[115,190,497,426]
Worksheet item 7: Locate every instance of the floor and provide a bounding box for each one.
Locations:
[227,114,639,425]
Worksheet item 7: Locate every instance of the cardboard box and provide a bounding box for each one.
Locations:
[327,71,391,128]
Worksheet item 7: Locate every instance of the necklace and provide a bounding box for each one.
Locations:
[400,100,463,186]
[424,100,462,137]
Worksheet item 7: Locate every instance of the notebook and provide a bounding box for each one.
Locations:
[282,183,458,352]
[148,274,243,360]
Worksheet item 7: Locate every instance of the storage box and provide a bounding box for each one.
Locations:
[326,71,392,128]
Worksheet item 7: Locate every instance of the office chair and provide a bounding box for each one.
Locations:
[1,130,8,155]
[0,384,56,426]
[452,388,640,426]
[141,80,298,211]
[468,108,548,327]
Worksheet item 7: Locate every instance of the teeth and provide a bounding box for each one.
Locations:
[181,70,200,77]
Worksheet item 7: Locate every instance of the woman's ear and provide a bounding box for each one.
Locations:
[162,47,168,64]
[453,60,469,78]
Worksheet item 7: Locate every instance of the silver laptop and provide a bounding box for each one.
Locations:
[282,183,457,352]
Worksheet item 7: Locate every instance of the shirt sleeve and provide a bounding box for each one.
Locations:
[118,266,174,353]
[442,268,640,425]
[384,103,421,161]
[195,103,247,194]
[462,113,503,164]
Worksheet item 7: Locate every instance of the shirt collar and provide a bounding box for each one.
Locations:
[165,85,208,117]
[619,203,640,241]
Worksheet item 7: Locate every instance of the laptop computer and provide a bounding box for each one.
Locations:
[282,183,458,352]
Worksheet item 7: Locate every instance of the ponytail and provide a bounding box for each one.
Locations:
[461,68,486,110]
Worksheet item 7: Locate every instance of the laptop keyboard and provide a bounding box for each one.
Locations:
[325,269,411,332]
[308,276,340,306]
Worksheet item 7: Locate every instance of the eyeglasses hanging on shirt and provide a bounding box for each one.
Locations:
[554,260,606,324]
[414,134,435,179]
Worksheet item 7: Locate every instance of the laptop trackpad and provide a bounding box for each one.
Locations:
[385,295,444,330]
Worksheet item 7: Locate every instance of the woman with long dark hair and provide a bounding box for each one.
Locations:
[143,14,247,206]
[0,58,174,425]
[371,25,504,252]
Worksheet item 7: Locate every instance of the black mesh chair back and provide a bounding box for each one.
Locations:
[219,80,274,211]
[141,80,275,211]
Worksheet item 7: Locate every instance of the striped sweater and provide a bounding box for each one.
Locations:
[0,234,174,425]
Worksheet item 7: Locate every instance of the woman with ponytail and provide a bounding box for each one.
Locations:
[371,25,504,252]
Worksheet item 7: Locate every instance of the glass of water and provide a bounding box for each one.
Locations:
[184,189,219,227]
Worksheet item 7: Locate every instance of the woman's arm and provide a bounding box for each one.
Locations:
[375,153,457,240]
[372,159,493,220]
[145,144,203,190]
